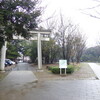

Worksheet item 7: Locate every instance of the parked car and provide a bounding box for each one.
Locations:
[5,59,12,66]
[10,60,15,64]
[5,61,8,67]
[5,59,15,66]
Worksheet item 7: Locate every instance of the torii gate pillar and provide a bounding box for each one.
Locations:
[37,33,42,69]
[29,30,50,70]
[0,41,7,71]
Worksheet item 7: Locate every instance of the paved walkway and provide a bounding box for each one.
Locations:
[0,71,38,90]
[1,63,100,100]
[0,80,100,100]
[88,63,100,79]
[12,63,37,71]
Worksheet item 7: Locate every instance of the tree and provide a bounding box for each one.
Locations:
[6,40,32,61]
[81,46,100,62]
[65,23,78,64]
[56,15,86,64]
[56,14,69,59]
[6,42,19,60]
[16,40,32,60]
[39,17,60,64]
[42,39,60,64]
[74,33,86,63]
[0,0,41,49]
[39,13,86,64]
[81,0,100,19]
[30,41,37,63]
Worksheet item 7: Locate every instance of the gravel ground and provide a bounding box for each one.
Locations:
[34,63,97,81]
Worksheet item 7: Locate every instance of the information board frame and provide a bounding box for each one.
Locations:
[59,60,67,75]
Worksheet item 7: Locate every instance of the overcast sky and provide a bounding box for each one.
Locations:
[40,0,100,47]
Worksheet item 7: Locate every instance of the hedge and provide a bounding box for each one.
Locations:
[49,65,75,74]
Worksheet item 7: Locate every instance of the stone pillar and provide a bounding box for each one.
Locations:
[0,41,7,71]
[37,33,42,69]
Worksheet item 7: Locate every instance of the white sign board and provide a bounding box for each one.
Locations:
[59,60,67,68]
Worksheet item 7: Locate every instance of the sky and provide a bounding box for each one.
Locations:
[40,0,100,47]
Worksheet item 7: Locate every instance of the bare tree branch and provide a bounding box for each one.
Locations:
[79,4,100,10]
[81,12,100,19]
[79,1,100,19]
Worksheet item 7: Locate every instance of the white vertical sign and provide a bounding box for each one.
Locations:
[59,60,67,75]
[59,60,67,68]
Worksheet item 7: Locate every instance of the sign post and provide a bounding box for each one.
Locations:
[59,60,67,75]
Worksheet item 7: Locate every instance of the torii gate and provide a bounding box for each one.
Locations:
[0,30,50,71]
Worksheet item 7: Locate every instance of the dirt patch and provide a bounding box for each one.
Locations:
[34,63,97,81]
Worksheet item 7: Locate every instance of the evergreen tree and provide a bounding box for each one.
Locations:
[0,0,41,49]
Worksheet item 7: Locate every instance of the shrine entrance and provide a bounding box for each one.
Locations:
[0,30,50,71]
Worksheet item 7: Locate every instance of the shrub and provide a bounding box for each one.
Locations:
[47,66,53,70]
[66,67,74,73]
[51,67,60,74]
[50,65,75,74]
